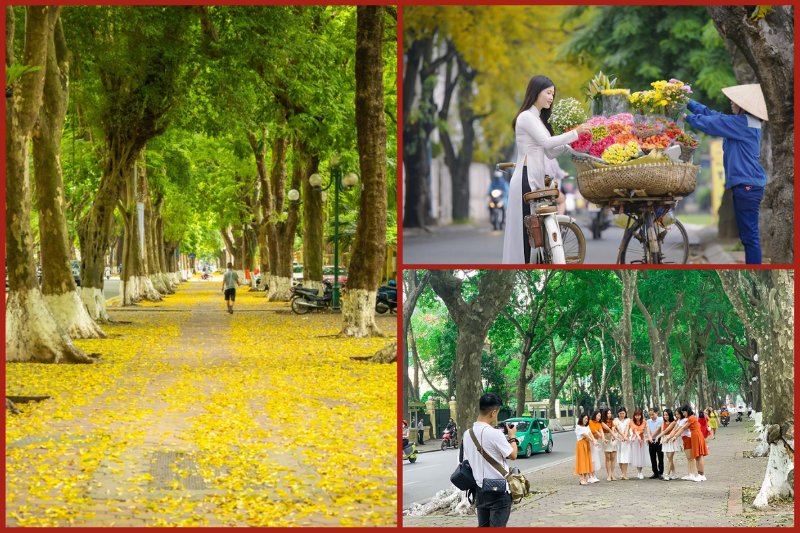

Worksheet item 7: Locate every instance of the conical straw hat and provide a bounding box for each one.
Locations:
[721,84,768,121]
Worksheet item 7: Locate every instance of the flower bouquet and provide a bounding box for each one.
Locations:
[550,97,587,135]
[600,89,631,117]
[674,131,699,162]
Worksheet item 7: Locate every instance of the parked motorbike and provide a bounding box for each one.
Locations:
[488,189,506,231]
[376,281,397,315]
[290,281,333,314]
[201,271,210,280]
[403,441,418,463]
[440,428,458,450]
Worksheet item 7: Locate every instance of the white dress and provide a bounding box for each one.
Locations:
[501,107,579,264]
[589,427,604,475]
[660,423,678,453]
[615,418,631,463]
[629,424,649,468]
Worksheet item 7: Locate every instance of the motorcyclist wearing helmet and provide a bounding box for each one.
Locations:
[488,170,510,227]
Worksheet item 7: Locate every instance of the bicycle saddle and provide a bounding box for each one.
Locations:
[523,188,559,203]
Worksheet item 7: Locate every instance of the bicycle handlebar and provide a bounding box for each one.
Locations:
[495,162,516,170]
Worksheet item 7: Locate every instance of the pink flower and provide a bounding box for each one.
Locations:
[588,116,608,127]
[608,113,634,126]
[570,132,593,152]
[589,135,615,158]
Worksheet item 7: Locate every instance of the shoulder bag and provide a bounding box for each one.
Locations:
[469,429,530,504]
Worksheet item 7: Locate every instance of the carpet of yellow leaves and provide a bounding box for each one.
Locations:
[6,282,397,526]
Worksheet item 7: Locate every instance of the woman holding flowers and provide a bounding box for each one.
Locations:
[684,84,769,264]
[502,75,591,264]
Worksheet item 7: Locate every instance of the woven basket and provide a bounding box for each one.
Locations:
[577,162,698,203]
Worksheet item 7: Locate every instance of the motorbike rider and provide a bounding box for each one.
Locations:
[402,419,410,448]
[488,170,510,227]
[445,417,458,444]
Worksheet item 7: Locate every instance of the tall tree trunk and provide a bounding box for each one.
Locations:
[6,6,92,363]
[605,271,636,411]
[121,159,161,305]
[302,157,324,293]
[272,141,304,300]
[341,6,387,337]
[718,270,794,508]
[32,15,104,339]
[708,6,794,263]
[428,270,516,436]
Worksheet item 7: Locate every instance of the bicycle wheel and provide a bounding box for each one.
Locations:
[618,219,648,264]
[658,219,689,264]
[559,220,586,264]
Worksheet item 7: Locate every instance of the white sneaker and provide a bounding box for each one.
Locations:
[638,473,644,479]
[697,475,707,481]
[662,475,670,481]
[691,474,702,482]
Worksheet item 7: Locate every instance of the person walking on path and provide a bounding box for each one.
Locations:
[417,419,425,445]
[588,410,606,483]
[706,408,718,439]
[684,84,769,264]
[502,75,592,264]
[462,393,518,527]
[221,263,241,314]
[699,411,711,440]
[575,414,598,485]
[601,408,619,481]
[645,407,664,479]
[614,407,632,480]
[629,409,649,479]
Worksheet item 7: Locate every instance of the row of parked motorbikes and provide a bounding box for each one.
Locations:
[290,279,397,315]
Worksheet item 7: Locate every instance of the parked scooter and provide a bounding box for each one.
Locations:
[376,280,397,315]
[290,280,333,314]
[440,427,458,450]
[403,441,418,463]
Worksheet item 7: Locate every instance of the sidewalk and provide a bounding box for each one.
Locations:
[403,422,793,527]
[6,283,397,527]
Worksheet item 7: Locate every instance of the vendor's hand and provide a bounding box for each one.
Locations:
[575,123,592,135]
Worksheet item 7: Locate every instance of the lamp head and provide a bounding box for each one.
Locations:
[309,173,324,189]
[342,172,359,189]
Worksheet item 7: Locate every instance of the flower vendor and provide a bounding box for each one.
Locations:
[684,84,768,264]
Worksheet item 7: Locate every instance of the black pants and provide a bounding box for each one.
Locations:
[648,442,664,476]
[521,166,532,264]
[476,489,512,527]
[417,430,424,445]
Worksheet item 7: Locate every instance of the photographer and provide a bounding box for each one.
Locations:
[462,393,518,527]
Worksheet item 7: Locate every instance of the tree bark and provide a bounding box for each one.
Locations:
[6,6,93,363]
[32,15,105,339]
[428,270,516,436]
[718,270,794,507]
[604,271,636,411]
[341,6,388,337]
[707,6,794,263]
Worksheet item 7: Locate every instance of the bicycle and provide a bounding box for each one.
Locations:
[497,163,586,264]
[599,196,689,264]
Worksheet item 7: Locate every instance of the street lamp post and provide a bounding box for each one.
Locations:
[309,162,358,311]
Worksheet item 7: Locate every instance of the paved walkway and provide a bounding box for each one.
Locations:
[403,421,793,527]
[6,282,396,527]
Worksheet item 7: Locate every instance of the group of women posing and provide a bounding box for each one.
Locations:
[575,405,709,486]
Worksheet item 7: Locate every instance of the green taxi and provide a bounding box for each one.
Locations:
[502,417,553,458]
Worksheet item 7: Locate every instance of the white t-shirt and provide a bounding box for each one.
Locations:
[677,417,690,437]
[463,422,513,492]
[575,425,592,440]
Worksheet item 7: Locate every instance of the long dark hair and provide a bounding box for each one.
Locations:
[632,408,645,425]
[512,75,555,134]
[663,408,675,423]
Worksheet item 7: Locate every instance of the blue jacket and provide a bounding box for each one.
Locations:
[685,100,766,189]
[488,177,509,205]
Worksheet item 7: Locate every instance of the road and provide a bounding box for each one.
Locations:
[402,430,576,509]
[102,277,121,300]
[403,216,703,265]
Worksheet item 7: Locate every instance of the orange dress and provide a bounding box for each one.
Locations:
[686,415,709,459]
[575,426,594,474]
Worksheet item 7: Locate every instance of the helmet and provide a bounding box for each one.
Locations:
[388,279,396,287]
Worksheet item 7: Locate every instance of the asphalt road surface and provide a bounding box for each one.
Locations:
[403,220,625,265]
[402,430,576,509]
[102,278,121,300]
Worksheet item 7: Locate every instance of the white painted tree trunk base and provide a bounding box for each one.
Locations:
[340,289,382,338]
[43,291,106,339]
[124,276,162,305]
[753,437,794,509]
[269,276,293,301]
[305,280,324,296]
[404,488,473,517]
[150,273,173,295]
[81,286,110,322]
[6,290,94,363]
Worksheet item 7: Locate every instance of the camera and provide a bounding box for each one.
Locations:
[497,422,515,434]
